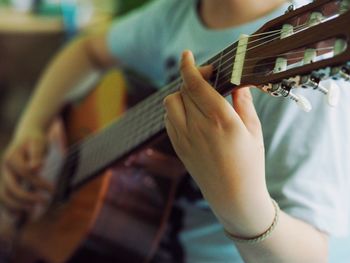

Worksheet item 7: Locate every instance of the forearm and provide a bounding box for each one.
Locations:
[209,189,328,263]
[232,208,328,263]
[15,36,110,138]
[199,171,328,263]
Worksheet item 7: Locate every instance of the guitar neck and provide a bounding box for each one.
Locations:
[62,44,237,193]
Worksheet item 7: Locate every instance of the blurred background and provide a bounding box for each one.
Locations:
[0,0,349,262]
[0,0,150,154]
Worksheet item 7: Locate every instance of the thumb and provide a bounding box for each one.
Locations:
[232,87,262,138]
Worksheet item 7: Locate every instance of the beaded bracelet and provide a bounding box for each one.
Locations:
[224,199,280,244]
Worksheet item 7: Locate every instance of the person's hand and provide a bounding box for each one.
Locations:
[163,50,274,237]
[124,148,187,178]
[0,127,53,217]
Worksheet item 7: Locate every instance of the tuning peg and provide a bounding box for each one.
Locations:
[340,65,350,81]
[308,12,324,26]
[318,81,340,107]
[285,4,294,14]
[267,80,312,112]
[289,93,313,112]
[302,74,340,107]
[331,64,350,81]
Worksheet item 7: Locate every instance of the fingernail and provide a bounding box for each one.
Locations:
[182,50,194,63]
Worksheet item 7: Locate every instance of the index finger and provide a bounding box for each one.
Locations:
[180,50,235,121]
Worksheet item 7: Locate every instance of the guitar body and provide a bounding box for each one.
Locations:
[13,71,178,263]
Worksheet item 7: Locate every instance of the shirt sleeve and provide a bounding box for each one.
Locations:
[106,0,170,80]
[253,79,350,237]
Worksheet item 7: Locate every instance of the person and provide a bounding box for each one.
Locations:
[1,0,350,262]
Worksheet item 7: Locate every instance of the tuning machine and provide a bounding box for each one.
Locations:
[331,63,350,81]
[285,4,294,14]
[340,64,350,81]
[301,72,340,107]
[265,79,312,112]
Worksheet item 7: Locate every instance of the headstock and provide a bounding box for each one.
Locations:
[232,0,350,111]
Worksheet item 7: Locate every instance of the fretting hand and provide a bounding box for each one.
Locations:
[163,51,274,237]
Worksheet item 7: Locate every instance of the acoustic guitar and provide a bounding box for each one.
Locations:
[1,0,350,262]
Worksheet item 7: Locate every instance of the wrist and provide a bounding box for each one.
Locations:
[13,121,46,143]
[216,189,275,239]
[224,198,280,244]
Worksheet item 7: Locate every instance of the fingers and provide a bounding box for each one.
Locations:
[2,167,45,204]
[4,144,53,192]
[0,167,50,213]
[232,87,262,138]
[27,138,46,169]
[180,50,235,122]
[0,139,52,213]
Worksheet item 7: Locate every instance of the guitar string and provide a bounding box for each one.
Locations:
[96,20,316,130]
[88,18,321,124]
[50,40,340,190]
[117,18,330,116]
[108,40,337,140]
[87,20,311,125]
[44,21,331,183]
[58,43,337,191]
[56,43,336,192]
[233,51,335,79]
[229,47,334,71]
[115,45,335,131]
[86,19,314,119]
[41,19,336,185]
[201,46,336,89]
[214,46,336,81]
[119,46,336,146]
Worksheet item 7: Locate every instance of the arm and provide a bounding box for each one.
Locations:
[164,51,328,263]
[16,34,115,137]
[0,33,116,214]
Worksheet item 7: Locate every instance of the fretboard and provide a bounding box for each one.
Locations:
[68,41,238,190]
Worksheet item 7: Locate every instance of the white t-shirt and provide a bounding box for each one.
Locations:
[107,0,350,262]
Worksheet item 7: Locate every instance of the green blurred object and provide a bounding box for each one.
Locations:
[118,0,152,15]
[0,0,10,6]
[36,1,62,16]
